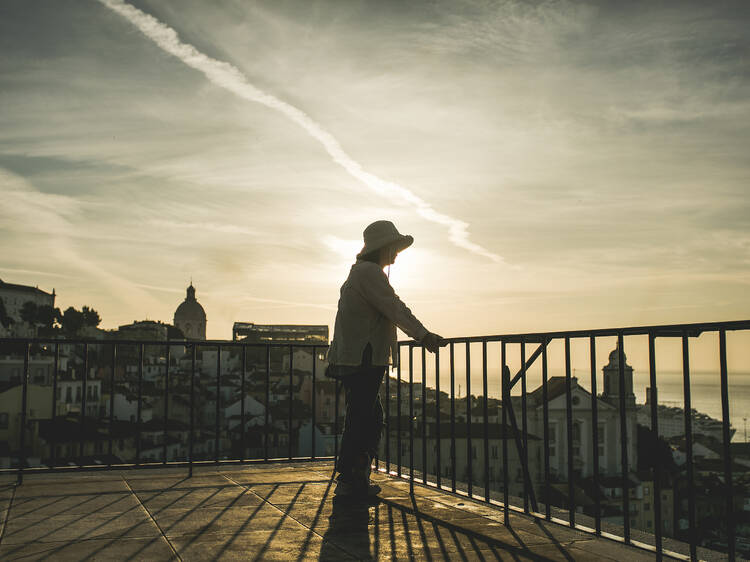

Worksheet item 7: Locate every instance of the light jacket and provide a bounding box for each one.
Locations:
[327,260,428,368]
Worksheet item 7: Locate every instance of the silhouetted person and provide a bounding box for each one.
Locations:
[327,220,442,498]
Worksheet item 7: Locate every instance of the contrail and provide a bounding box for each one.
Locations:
[98,0,504,263]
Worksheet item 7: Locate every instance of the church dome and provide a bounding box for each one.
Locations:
[606,343,629,368]
[174,283,206,339]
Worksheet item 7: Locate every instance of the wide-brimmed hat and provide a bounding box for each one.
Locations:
[357,220,414,259]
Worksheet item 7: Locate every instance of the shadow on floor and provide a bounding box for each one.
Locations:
[316,489,572,561]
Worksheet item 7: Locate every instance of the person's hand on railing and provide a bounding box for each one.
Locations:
[421,332,445,353]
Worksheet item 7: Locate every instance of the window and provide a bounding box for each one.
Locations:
[597,423,605,457]
[0,413,8,429]
[491,445,498,459]
[645,486,650,494]
[93,386,98,400]
[75,387,81,403]
[645,502,650,510]
[66,387,72,403]
[647,520,652,528]
[572,422,582,457]
[472,446,477,459]
[549,424,558,457]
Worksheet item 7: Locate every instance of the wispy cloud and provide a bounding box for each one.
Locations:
[97,0,504,264]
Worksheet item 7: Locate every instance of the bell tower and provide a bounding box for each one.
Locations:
[602,342,636,408]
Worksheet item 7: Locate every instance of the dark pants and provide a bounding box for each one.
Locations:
[336,348,386,476]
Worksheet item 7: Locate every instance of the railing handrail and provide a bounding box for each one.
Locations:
[3,318,749,348]
[400,318,750,344]
[0,337,326,347]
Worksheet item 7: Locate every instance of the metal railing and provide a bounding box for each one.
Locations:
[1,318,748,561]
[380,319,749,561]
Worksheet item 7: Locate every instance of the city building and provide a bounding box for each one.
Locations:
[232,322,328,344]
[174,283,206,340]
[0,278,56,322]
[116,320,169,341]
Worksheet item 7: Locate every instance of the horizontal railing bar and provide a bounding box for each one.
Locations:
[0,456,337,476]
[2,319,747,349]
[398,319,750,344]
[0,338,327,348]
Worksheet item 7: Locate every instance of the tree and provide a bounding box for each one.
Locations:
[0,298,13,329]
[35,305,60,330]
[60,307,85,336]
[81,306,101,328]
[20,301,38,325]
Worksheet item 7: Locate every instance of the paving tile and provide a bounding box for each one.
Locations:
[249,481,334,505]
[153,504,303,539]
[125,474,232,492]
[0,508,159,545]
[171,526,354,561]
[138,486,264,512]
[10,491,140,517]
[12,479,129,498]
[0,536,176,561]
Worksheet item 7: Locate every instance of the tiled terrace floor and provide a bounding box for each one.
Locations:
[0,461,661,561]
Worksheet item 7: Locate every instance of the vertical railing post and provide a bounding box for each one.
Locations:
[564,337,574,527]
[501,340,509,524]
[215,344,221,464]
[521,338,529,513]
[435,346,441,489]
[136,343,143,466]
[189,343,196,477]
[385,356,391,472]
[409,344,414,491]
[17,342,30,484]
[311,346,316,460]
[50,342,59,468]
[719,330,735,562]
[466,341,472,497]
[241,345,246,463]
[590,336,600,534]
[333,376,340,465]
[288,344,293,461]
[542,338,551,521]
[397,346,402,477]
[265,345,270,462]
[163,344,170,465]
[81,342,89,462]
[422,346,427,484]
[450,342,456,493]
[108,344,116,466]
[682,333,696,560]
[648,333,662,559]
[482,340,490,503]
[617,332,630,542]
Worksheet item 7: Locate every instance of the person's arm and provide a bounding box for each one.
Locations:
[356,263,442,349]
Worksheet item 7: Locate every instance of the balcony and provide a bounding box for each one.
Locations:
[1,461,657,560]
[1,318,748,560]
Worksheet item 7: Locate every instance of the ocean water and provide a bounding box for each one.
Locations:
[632,371,750,442]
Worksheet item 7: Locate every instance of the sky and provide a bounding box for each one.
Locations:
[1,0,749,360]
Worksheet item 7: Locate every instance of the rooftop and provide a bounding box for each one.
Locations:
[0,461,658,561]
